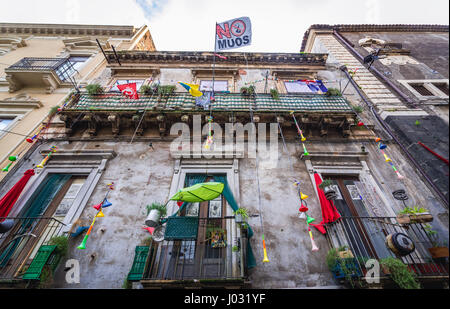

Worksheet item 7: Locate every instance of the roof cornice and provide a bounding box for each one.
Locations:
[0,22,136,37]
[105,50,328,66]
[301,24,449,51]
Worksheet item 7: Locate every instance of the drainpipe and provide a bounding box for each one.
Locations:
[340,66,448,208]
[333,30,418,109]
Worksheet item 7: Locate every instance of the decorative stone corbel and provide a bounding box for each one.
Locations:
[5,74,22,93]
[83,114,98,136]
[108,114,120,136]
[319,117,331,137]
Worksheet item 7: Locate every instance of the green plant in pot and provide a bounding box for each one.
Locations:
[318,179,337,200]
[85,83,104,96]
[325,88,342,97]
[425,226,449,259]
[397,206,432,224]
[145,203,167,227]
[326,248,360,287]
[379,257,420,289]
[234,207,249,224]
[270,88,279,100]
[240,85,255,97]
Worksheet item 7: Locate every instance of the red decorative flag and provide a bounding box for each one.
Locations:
[117,83,139,99]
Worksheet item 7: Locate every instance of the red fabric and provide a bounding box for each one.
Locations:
[117,83,139,99]
[0,169,35,220]
[309,172,341,234]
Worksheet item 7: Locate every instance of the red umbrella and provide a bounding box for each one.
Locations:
[309,172,341,234]
[0,169,35,220]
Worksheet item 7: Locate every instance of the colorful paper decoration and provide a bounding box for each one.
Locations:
[290,112,309,156]
[2,155,18,172]
[262,233,269,263]
[36,146,57,168]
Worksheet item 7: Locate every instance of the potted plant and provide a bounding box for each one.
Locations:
[425,227,449,259]
[337,245,354,259]
[326,248,361,287]
[145,203,167,227]
[234,207,249,225]
[319,179,337,200]
[325,88,342,97]
[428,240,449,259]
[85,83,104,96]
[240,85,255,97]
[270,88,279,100]
[396,206,433,224]
[379,257,421,289]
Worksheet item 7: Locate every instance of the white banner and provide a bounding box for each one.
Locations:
[215,16,252,51]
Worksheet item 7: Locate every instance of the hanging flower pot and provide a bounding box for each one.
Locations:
[397,206,433,224]
[145,203,167,227]
[385,233,415,256]
[428,247,449,259]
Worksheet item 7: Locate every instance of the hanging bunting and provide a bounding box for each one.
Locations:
[290,112,309,156]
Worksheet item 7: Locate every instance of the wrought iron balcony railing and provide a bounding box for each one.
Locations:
[0,217,66,280]
[142,217,247,282]
[325,216,448,280]
[6,57,77,82]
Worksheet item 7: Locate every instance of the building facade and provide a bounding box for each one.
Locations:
[0,23,448,289]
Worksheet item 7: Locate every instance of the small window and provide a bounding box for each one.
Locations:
[111,79,144,91]
[55,56,89,81]
[409,83,434,96]
[199,80,228,92]
[433,83,449,96]
[284,81,315,93]
[0,118,14,131]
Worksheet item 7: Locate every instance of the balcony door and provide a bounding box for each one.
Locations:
[328,176,392,260]
[165,176,227,279]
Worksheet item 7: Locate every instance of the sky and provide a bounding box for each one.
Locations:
[0,0,448,53]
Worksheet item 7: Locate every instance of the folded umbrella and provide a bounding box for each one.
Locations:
[170,182,225,203]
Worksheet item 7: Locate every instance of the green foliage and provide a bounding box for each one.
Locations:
[352,105,364,113]
[270,88,279,100]
[399,206,428,215]
[139,85,153,94]
[49,236,68,257]
[157,85,176,96]
[122,278,132,289]
[38,266,53,289]
[415,120,421,126]
[141,237,152,246]
[146,203,167,217]
[232,245,240,252]
[85,83,103,95]
[380,257,421,289]
[326,248,360,287]
[240,85,255,96]
[325,88,342,97]
[319,179,333,190]
[234,207,249,220]
[48,106,60,116]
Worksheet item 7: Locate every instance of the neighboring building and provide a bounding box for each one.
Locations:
[0,24,448,289]
[0,22,155,182]
[301,24,449,207]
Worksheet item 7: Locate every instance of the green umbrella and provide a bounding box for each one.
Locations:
[170,182,225,203]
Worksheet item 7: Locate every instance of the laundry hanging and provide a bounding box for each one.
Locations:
[309,172,341,234]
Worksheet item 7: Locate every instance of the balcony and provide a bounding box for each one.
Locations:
[325,216,449,288]
[4,57,76,93]
[138,217,249,288]
[0,217,66,286]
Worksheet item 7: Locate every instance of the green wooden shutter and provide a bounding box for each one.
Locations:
[127,246,150,281]
[22,245,56,280]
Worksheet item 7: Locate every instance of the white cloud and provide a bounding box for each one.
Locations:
[0,0,448,53]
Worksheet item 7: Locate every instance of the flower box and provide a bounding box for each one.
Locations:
[428,247,449,259]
